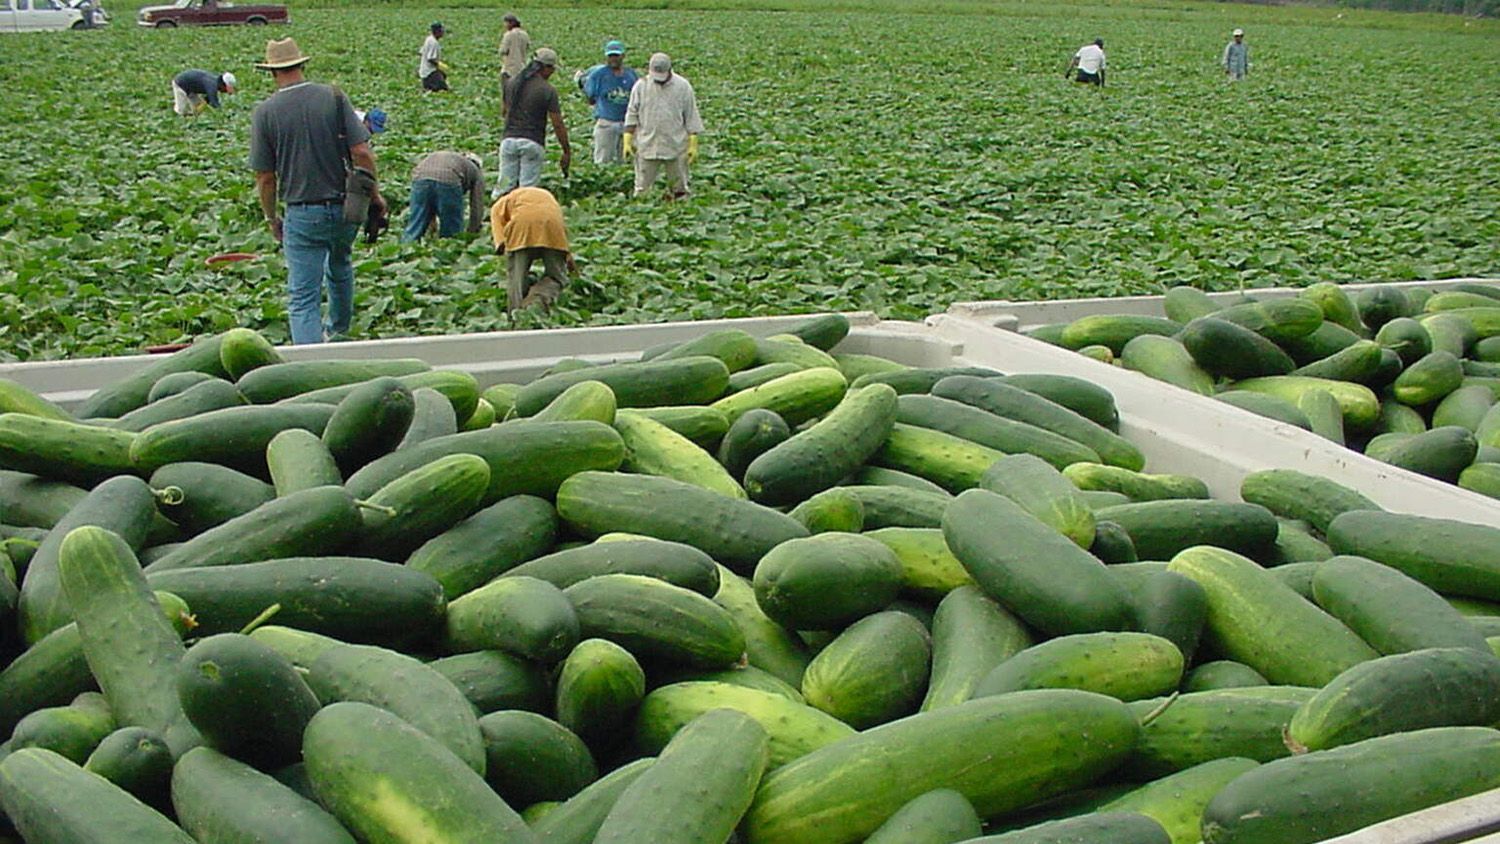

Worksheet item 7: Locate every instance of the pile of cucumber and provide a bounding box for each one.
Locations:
[1,314,1499,844]
[1031,281,1500,498]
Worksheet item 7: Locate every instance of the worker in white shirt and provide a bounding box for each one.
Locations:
[1068,38,1107,86]
[420,22,450,92]
[623,53,704,200]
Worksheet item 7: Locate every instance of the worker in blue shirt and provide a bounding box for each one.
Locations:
[582,40,639,165]
[171,69,236,116]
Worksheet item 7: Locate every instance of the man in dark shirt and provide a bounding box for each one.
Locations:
[171,69,236,116]
[248,38,384,345]
[498,47,570,195]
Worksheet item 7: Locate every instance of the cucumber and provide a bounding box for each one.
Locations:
[1062,462,1208,502]
[974,632,1182,702]
[717,408,791,480]
[236,358,428,403]
[84,727,173,809]
[1214,299,1325,343]
[107,379,246,433]
[406,494,556,600]
[834,352,906,383]
[1238,468,1381,534]
[1060,315,1182,354]
[1167,546,1377,687]
[977,454,1094,545]
[864,789,981,844]
[216,327,283,379]
[0,378,72,422]
[398,386,458,447]
[171,746,355,844]
[872,423,1009,492]
[1024,323,1068,345]
[1214,390,1312,429]
[1099,758,1260,844]
[245,625,342,669]
[1459,461,1500,499]
[849,464,950,494]
[628,404,728,447]
[530,380,618,424]
[1095,500,1277,560]
[515,356,729,417]
[1287,339,1384,383]
[1419,311,1478,358]
[355,452,491,560]
[743,690,1141,844]
[0,747,196,844]
[149,461,274,535]
[143,485,362,573]
[1312,555,1493,654]
[837,484,951,529]
[267,428,345,496]
[10,697,116,764]
[1479,336,1500,361]
[1326,510,1500,601]
[1092,523,1142,563]
[801,611,931,728]
[1266,519,1334,565]
[1179,317,1296,380]
[1370,347,1406,389]
[0,469,86,530]
[174,633,321,769]
[1280,320,1364,366]
[429,650,551,715]
[1121,335,1216,395]
[478,710,596,805]
[973,813,1170,843]
[305,643,486,774]
[788,487,865,533]
[1425,290,1500,312]
[1393,350,1464,406]
[1355,284,1414,331]
[1181,661,1269,692]
[286,370,479,424]
[58,526,201,756]
[530,757,655,844]
[565,573,745,668]
[555,638,646,743]
[932,376,1145,471]
[128,404,335,477]
[783,313,851,350]
[1202,726,1500,844]
[923,586,1032,711]
[1121,570,1208,663]
[852,365,1002,395]
[77,335,230,420]
[1374,316,1432,365]
[1428,306,1500,338]
[1230,376,1379,431]
[1297,388,1345,445]
[1449,283,1500,301]
[864,526,972,599]
[746,384,898,505]
[651,328,758,370]
[754,336,840,370]
[1299,282,1365,334]
[303,701,532,841]
[753,533,903,630]
[1125,686,1316,779]
[994,373,1120,430]
[897,394,1101,470]
[943,489,1130,636]
[147,371,221,403]
[319,376,414,471]
[614,409,744,498]
[1432,384,1496,431]
[505,537,716,594]
[555,471,808,572]
[635,681,853,768]
[1164,286,1222,323]
[713,565,811,687]
[445,575,578,662]
[727,362,803,393]
[0,413,136,486]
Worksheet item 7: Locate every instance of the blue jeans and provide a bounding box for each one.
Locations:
[402,179,464,242]
[498,137,543,194]
[282,203,358,344]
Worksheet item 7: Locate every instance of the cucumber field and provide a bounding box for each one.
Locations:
[0,0,1497,359]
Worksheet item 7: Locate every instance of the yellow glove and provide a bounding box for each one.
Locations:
[622,132,635,159]
[687,135,699,164]
[438,61,451,74]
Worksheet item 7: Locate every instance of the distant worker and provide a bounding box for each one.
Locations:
[1223,28,1249,81]
[402,152,488,242]
[582,40,639,165]
[250,37,384,344]
[499,13,530,84]
[420,22,450,92]
[491,186,577,312]
[623,53,703,200]
[499,48,571,194]
[1068,38,1107,86]
[171,69,236,116]
[355,108,388,138]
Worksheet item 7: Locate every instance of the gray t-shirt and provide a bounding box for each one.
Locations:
[502,75,559,146]
[248,82,369,205]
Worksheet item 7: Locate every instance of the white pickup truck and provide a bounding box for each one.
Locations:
[0,0,107,31]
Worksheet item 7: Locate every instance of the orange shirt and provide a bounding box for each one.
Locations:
[490,187,570,254]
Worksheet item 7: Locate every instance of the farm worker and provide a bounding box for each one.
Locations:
[1067,38,1107,86]
[1223,28,1249,81]
[490,187,577,312]
[420,22,450,93]
[623,53,704,200]
[582,40,639,165]
[402,152,488,242]
[171,69,236,116]
[355,108,388,139]
[249,37,385,345]
[498,12,529,116]
[499,48,572,194]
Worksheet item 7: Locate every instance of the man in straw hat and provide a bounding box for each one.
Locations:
[249,37,385,344]
[623,52,703,199]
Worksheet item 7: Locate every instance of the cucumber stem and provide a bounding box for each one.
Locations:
[1282,727,1309,755]
[1138,692,1180,727]
[155,485,185,506]
[355,499,398,517]
[239,603,283,635]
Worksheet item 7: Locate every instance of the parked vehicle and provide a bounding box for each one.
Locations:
[136,0,286,28]
[0,0,99,31]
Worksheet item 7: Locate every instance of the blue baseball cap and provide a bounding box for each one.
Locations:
[604,40,625,56]
[356,108,387,133]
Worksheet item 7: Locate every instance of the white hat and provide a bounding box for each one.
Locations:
[1233,28,1244,35]
[648,52,671,82]
[220,71,237,92]
[463,152,483,170]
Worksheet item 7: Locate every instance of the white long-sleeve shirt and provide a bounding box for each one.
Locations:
[419,35,442,78]
[624,74,704,161]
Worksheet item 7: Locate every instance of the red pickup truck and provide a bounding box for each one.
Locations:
[136,0,286,27]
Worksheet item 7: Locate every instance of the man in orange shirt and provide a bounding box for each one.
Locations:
[490,186,576,311]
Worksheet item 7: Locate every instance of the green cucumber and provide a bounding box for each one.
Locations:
[478,711,596,805]
[1355,285,1414,331]
[174,633,321,769]
[216,327,283,379]
[530,757,655,844]
[1425,289,1500,312]
[1062,463,1208,502]
[267,428,343,495]
[973,813,1170,843]
[0,413,136,486]
[994,373,1120,430]
[1201,726,1500,844]
[713,565,810,687]
[1100,758,1259,844]
[1125,686,1316,779]
[1266,519,1334,565]
[1095,501,1277,560]
[922,586,1031,711]
[754,336,840,370]
[1230,376,1379,431]
[530,380,618,424]
[1374,316,1432,365]
[717,408,791,480]
[398,386,458,447]
[1419,311,1478,358]
[849,465,949,494]
[1214,298,1325,343]
[515,356,730,417]
[429,650,551,715]
[1280,321,1364,366]
[445,575,578,662]
[801,611,931,728]
[245,625,342,669]
[943,489,1129,636]
[1459,461,1500,499]
[505,537,716,595]
[753,533,903,630]
[865,791,981,844]
[58,526,201,756]
[107,378,246,434]
[283,369,479,423]
[1287,339,1385,383]
[614,409,744,498]
[171,746,354,844]
[1164,286,1223,323]
[480,383,521,419]
[932,376,1145,471]
[783,313,851,350]
[83,727,173,809]
[149,461,274,535]
[0,747,196,844]
[555,638,646,743]
[788,487,865,533]
[1120,335,1215,395]
[851,365,1001,394]
[864,526,972,599]
[143,485,361,573]
[1393,350,1464,406]
[1325,510,1500,601]
[744,690,1141,844]
[835,353,907,383]
[147,371,221,403]
[837,484,951,529]
[1312,555,1492,654]
[77,335,230,420]
[355,452,490,560]
[1181,661,1269,692]
[1238,469,1381,534]
[872,423,1007,492]
[635,681,852,768]
[235,358,428,403]
[556,471,808,572]
[1092,522,1142,563]
[564,573,745,668]
[1121,570,1208,663]
[9,697,116,764]
[1449,283,1500,301]
[0,469,86,530]
[651,328,758,370]
[128,404,335,476]
[897,394,1101,470]
[979,454,1094,546]
[1299,282,1365,334]
[1373,425,1478,482]
[406,495,556,600]
[1297,389,1345,444]
[746,384,898,505]
[1432,384,1496,431]
[1060,315,1182,353]
[319,376,414,472]
[628,404,728,447]
[303,701,531,841]
[1167,546,1377,686]
[0,378,72,422]
[974,632,1182,702]
[1179,317,1296,380]
[1214,390,1312,429]
[1024,323,1068,345]
[727,362,803,393]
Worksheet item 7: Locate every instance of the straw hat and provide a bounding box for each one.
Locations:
[256,37,311,71]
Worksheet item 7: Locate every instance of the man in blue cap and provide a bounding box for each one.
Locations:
[581,40,638,165]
